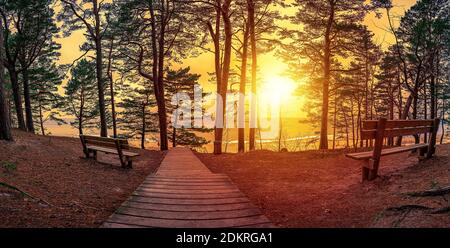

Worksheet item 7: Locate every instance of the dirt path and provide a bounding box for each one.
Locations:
[0,130,164,227]
[197,145,450,227]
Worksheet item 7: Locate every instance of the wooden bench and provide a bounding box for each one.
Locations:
[80,135,140,168]
[346,118,440,181]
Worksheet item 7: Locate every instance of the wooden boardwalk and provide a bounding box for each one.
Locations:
[102,147,273,228]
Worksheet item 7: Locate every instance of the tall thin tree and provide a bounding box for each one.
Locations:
[0,16,12,141]
[59,0,110,137]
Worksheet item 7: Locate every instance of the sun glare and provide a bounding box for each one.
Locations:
[260,76,296,104]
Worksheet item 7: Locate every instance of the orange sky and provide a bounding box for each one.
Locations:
[55,0,417,119]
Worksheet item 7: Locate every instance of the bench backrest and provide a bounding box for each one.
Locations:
[361,119,439,141]
[80,135,130,150]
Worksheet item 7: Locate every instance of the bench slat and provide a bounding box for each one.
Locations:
[345,144,428,160]
[82,135,130,149]
[384,127,433,137]
[86,145,139,157]
[361,126,433,140]
[85,139,120,149]
[82,135,128,144]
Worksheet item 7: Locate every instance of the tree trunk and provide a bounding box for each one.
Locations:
[440,96,445,144]
[211,6,223,154]
[8,68,26,131]
[172,127,177,148]
[8,97,12,127]
[238,23,249,153]
[0,17,12,141]
[397,65,403,119]
[430,73,436,119]
[148,1,168,151]
[319,3,335,150]
[248,0,257,151]
[278,103,282,152]
[350,99,356,150]
[396,94,414,146]
[357,100,361,148]
[107,38,117,138]
[79,88,85,135]
[437,53,444,145]
[343,108,349,148]
[423,86,428,143]
[388,83,394,146]
[21,67,34,133]
[78,117,83,135]
[157,20,169,151]
[93,0,108,138]
[214,0,233,155]
[141,104,146,149]
[412,84,420,144]
[364,41,369,148]
[332,95,337,150]
[39,97,45,136]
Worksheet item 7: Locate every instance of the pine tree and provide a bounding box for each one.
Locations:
[279,0,370,150]
[117,76,158,149]
[29,58,65,135]
[165,67,211,149]
[59,0,112,137]
[18,0,60,133]
[0,16,12,141]
[0,0,60,132]
[113,0,205,151]
[60,59,99,135]
[374,49,402,121]
[189,0,234,154]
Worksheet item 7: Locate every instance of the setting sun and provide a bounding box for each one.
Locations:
[260,76,296,105]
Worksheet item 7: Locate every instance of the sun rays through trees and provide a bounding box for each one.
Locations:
[0,0,447,153]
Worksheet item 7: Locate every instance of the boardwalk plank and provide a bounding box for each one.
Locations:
[135,187,241,194]
[122,201,258,212]
[107,214,272,228]
[144,178,231,183]
[236,223,276,228]
[101,222,144,228]
[139,183,236,190]
[116,206,263,220]
[127,196,251,205]
[150,174,229,178]
[133,191,245,199]
[140,181,235,187]
[103,147,273,228]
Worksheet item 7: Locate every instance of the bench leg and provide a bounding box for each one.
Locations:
[362,159,379,181]
[92,150,97,160]
[119,159,126,168]
[362,167,378,181]
[119,156,132,169]
[368,170,378,181]
[84,149,90,158]
[362,167,370,182]
[419,147,428,161]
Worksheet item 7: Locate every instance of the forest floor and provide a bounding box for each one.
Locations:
[0,130,164,227]
[197,143,450,227]
[1,130,449,228]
